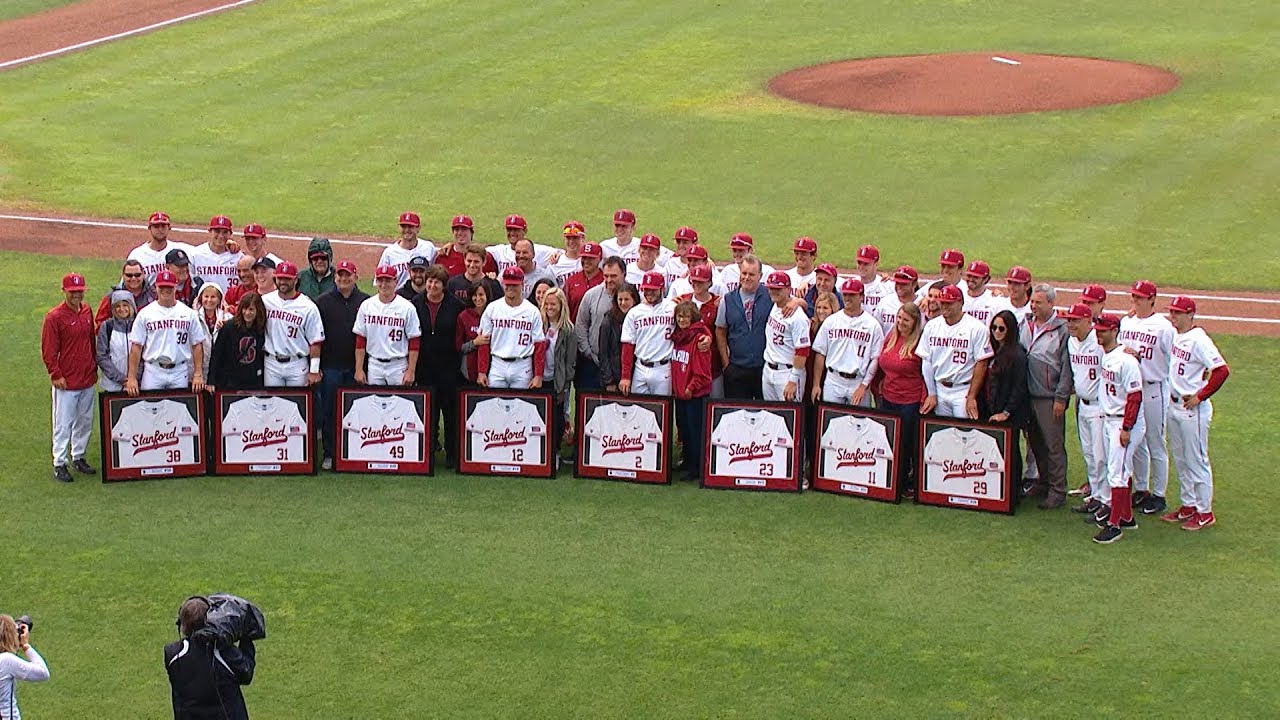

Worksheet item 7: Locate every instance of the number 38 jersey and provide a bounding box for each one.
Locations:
[128,302,206,364]
[465,397,546,464]
[111,399,200,468]
[221,396,308,463]
[923,427,1005,499]
[353,295,422,360]
[710,409,793,479]
[342,395,424,462]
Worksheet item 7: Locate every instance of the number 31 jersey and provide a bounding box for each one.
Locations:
[222,396,308,463]
[465,397,545,465]
[342,395,424,462]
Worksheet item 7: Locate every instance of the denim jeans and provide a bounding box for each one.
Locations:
[877,397,920,491]
[318,367,355,460]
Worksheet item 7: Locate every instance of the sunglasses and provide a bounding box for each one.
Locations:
[992,325,1008,332]
[124,273,143,278]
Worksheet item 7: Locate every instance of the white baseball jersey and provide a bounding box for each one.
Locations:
[487,243,558,275]
[546,255,582,287]
[353,295,422,360]
[860,276,890,313]
[517,265,558,300]
[663,258,692,288]
[1169,327,1226,398]
[785,268,816,298]
[129,302,206,364]
[111,399,199,468]
[667,271,725,301]
[379,241,439,288]
[812,310,885,378]
[923,427,1006,500]
[620,299,676,363]
[916,314,994,387]
[1119,313,1176,383]
[583,402,664,471]
[126,241,195,283]
[599,237,640,263]
[625,261,666,287]
[1099,345,1143,416]
[872,293,904,334]
[465,397,545,464]
[763,305,812,366]
[221,396,307,463]
[719,262,775,295]
[963,289,1005,325]
[187,243,242,292]
[1006,299,1033,327]
[710,409,793,480]
[479,299,544,360]
[819,415,893,487]
[262,291,325,358]
[1068,331,1104,403]
[342,395,424,462]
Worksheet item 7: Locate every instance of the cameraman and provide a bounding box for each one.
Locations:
[1,614,49,720]
[164,597,255,720]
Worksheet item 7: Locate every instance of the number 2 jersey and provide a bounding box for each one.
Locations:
[582,402,664,470]
[342,395,424,462]
[818,415,893,487]
[709,409,793,478]
[111,399,200,468]
[221,396,308,463]
[465,397,546,465]
[923,427,1005,499]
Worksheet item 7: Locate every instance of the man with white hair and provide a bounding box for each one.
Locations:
[1020,283,1073,509]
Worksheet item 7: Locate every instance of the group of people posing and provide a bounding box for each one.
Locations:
[41,208,1229,542]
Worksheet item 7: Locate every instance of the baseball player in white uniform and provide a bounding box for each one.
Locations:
[962,261,1006,325]
[477,267,547,389]
[915,249,966,302]
[354,265,423,386]
[620,271,676,396]
[488,214,559,274]
[1092,313,1144,543]
[126,271,206,393]
[379,212,439,288]
[599,208,641,263]
[784,236,818,299]
[873,266,919,333]
[624,234,667,286]
[719,233,775,294]
[187,215,242,293]
[916,284,992,419]
[1078,283,1107,318]
[666,245,723,299]
[810,277,885,407]
[1063,303,1107,516]
[853,245,890,315]
[760,272,812,402]
[1118,280,1176,515]
[261,262,325,387]
[1161,296,1230,531]
[126,212,194,284]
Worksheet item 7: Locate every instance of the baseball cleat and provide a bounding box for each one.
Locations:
[1093,526,1123,544]
[1161,506,1196,523]
[71,458,96,475]
[1072,499,1100,514]
[1182,512,1215,531]
[1091,505,1111,524]
[1139,495,1167,515]
[53,465,73,483]
[1068,482,1089,497]
[1131,490,1151,508]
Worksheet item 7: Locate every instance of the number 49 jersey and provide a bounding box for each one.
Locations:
[222,396,308,463]
[342,395,424,462]
[923,427,1005,500]
[465,397,546,465]
[111,399,200,468]
[710,409,793,479]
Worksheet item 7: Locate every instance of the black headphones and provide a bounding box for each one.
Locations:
[175,595,211,632]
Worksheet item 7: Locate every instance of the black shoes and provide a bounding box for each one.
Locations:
[71,458,95,475]
[53,465,73,483]
[1072,499,1100,514]
[1138,495,1167,515]
[1131,490,1151,508]
[1093,525,1123,544]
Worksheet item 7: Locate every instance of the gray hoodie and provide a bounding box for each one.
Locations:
[96,290,138,392]
[1019,313,1072,401]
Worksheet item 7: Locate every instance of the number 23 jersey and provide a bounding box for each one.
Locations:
[222,396,308,463]
[710,409,793,478]
[465,398,545,465]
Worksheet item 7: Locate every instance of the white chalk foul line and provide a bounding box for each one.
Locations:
[0,0,260,71]
[992,56,1021,66]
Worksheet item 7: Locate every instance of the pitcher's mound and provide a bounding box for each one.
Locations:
[768,52,1179,116]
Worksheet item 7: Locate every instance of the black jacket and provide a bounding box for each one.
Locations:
[597,318,624,387]
[413,293,466,387]
[164,636,255,720]
[983,344,1031,429]
[315,286,370,370]
[207,323,265,390]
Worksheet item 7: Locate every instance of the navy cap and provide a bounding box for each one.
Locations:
[251,257,276,271]
[165,248,190,266]
[407,257,430,269]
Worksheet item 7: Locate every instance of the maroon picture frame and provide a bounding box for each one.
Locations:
[701,400,803,493]
[333,386,434,475]
[212,389,316,476]
[810,403,902,503]
[574,393,673,485]
[915,416,1016,515]
[457,388,555,479]
[98,391,207,482]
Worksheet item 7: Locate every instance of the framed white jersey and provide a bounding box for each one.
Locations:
[98,392,206,481]
[811,406,900,502]
[917,418,1015,514]
[214,391,315,475]
[703,402,802,492]
[459,390,553,477]
[576,394,672,484]
[336,389,432,474]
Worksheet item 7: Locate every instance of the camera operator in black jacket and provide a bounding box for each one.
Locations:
[164,597,255,720]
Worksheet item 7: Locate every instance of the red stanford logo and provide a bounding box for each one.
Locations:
[942,458,992,481]
[484,427,527,450]
[242,426,287,451]
[727,441,774,463]
[834,446,877,469]
[132,428,179,455]
[600,434,644,455]
[360,424,406,447]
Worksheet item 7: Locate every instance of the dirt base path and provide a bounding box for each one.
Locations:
[2,211,1274,337]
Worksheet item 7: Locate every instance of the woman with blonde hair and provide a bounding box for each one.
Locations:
[195,284,231,384]
[1,614,50,720]
[867,302,927,497]
[540,287,577,473]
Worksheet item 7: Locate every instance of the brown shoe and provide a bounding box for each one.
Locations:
[1038,493,1066,510]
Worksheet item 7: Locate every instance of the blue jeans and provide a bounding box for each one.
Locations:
[675,396,707,478]
[877,398,920,491]
[319,367,355,460]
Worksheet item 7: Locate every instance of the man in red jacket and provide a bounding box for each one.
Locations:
[41,273,98,482]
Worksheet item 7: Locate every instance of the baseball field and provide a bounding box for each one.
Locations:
[1,0,1278,717]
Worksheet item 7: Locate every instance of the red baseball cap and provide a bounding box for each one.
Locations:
[1080,284,1107,303]
[1168,296,1196,314]
[965,260,991,278]
[674,226,698,243]
[639,271,665,290]
[154,270,178,287]
[148,212,171,226]
[939,249,964,267]
[685,245,709,261]
[374,264,398,280]
[856,245,880,263]
[730,232,753,249]
[501,266,525,285]
[62,273,86,291]
[1131,280,1158,298]
[638,233,661,250]
[893,265,919,284]
[562,220,585,237]
[1005,266,1032,284]
[792,236,818,253]
[1063,303,1092,320]
[451,215,474,230]
[398,212,421,228]
[1092,313,1121,331]
[764,271,791,289]
[840,277,865,295]
[938,284,964,303]
[690,265,712,282]
[504,214,527,230]
[613,208,636,225]
[816,262,839,277]
[242,223,266,238]
[273,262,299,279]
[335,261,358,274]
[208,215,232,230]
[579,242,602,258]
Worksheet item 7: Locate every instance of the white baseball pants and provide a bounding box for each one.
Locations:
[1168,399,1214,513]
[367,358,408,386]
[822,373,869,407]
[488,356,534,389]
[933,385,970,419]
[51,386,94,466]
[1103,415,1145,490]
[1076,400,1106,503]
[631,361,671,396]
[140,364,189,391]
[762,365,804,402]
[1130,380,1169,495]
[265,357,308,387]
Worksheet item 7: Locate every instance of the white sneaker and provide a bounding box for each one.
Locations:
[321,457,333,471]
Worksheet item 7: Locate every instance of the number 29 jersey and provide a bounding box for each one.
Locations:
[922,427,1005,499]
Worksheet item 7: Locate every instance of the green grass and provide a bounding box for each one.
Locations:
[4,249,1279,717]
[0,0,78,22]
[0,0,1277,287]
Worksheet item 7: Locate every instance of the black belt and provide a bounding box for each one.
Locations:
[826,367,858,379]
[370,356,406,363]
[1144,380,1162,385]
[1079,398,1093,406]
[1105,412,1125,418]
[148,359,187,370]
[638,358,670,368]
[272,353,307,362]
[939,380,970,388]
[1171,394,1191,404]
[767,361,796,371]
[493,355,528,363]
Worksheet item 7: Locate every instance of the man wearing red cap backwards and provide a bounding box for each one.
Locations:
[434,215,498,278]
[620,271,678,397]
[126,270,206,394]
[1091,313,1143,544]
[719,233,774,295]
[916,284,992,419]
[188,215,241,293]
[379,211,438,290]
[262,261,325,387]
[476,267,547,389]
[1163,296,1229,531]
[127,212,194,285]
[42,272,98,483]
[1063,303,1108,517]
[1117,280,1176,516]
